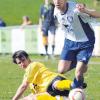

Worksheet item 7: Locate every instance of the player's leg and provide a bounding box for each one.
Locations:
[37,92,69,100]
[36,92,56,100]
[75,62,87,81]
[49,26,56,56]
[51,34,55,55]
[53,79,72,91]
[20,92,56,100]
[58,39,76,73]
[37,94,68,100]
[72,46,94,88]
[41,28,49,56]
[71,62,87,89]
[58,60,72,73]
[42,35,48,55]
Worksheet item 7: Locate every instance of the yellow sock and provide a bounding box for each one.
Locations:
[42,36,48,45]
[37,94,66,100]
[54,80,72,91]
[37,93,56,100]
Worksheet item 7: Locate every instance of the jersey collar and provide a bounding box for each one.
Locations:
[61,2,68,15]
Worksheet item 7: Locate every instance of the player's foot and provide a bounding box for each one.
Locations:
[45,54,49,60]
[71,78,84,89]
[71,78,87,89]
[71,83,87,89]
[81,83,87,89]
[50,54,55,60]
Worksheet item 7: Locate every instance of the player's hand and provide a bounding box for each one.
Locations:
[76,3,86,13]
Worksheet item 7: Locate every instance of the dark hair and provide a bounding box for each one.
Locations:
[12,50,29,64]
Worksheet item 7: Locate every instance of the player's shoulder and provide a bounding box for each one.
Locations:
[26,62,42,72]
[68,1,77,10]
[30,61,46,68]
[68,1,76,6]
[30,61,42,66]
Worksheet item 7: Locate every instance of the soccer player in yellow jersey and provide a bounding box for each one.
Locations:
[12,50,72,100]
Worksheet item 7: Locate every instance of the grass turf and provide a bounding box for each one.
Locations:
[0,0,100,25]
[0,55,100,100]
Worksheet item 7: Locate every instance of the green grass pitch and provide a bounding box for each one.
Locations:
[0,55,100,100]
[0,0,100,99]
[0,0,99,26]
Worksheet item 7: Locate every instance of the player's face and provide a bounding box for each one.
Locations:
[16,57,29,69]
[53,0,66,10]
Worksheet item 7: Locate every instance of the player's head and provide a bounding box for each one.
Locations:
[12,50,30,69]
[53,0,66,10]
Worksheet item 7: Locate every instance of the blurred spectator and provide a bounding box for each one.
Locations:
[39,0,56,59]
[0,18,6,27]
[21,16,32,26]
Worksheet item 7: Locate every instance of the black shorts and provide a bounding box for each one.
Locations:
[47,76,70,96]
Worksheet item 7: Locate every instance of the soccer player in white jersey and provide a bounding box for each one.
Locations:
[53,0,100,89]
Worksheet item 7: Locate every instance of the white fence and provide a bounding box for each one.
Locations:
[91,23,100,56]
[0,24,100,56]
[0,25,38,54]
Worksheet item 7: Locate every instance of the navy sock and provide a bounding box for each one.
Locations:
[71,78,84,89]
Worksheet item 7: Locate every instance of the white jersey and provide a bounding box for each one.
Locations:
[54,1,95,42]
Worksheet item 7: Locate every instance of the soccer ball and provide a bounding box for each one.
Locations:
[68,88,86,100]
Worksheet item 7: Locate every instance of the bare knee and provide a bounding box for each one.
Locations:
[58,60,71,74]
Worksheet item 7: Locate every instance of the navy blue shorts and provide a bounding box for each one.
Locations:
[42,25,56,36]
[60,39,94,68]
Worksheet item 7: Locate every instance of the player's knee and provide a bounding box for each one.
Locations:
[58,65,64,74]
[52,80,59,89]
[58,69,64,74]
[58,63,70,74]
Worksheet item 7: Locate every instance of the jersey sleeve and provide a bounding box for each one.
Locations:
[75,10,95,23]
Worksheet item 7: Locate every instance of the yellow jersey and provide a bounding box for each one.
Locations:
[23,62,64,93]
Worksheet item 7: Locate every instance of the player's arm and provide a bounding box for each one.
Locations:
[84,9,100,18]
[12,80,29,100]
[76,4,100,18]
